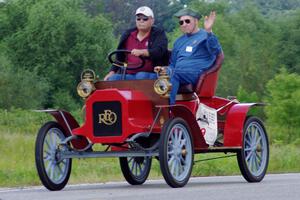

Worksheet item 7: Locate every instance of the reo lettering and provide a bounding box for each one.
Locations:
[98,110,117,125]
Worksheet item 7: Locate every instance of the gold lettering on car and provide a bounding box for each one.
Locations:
[98,110,117,125]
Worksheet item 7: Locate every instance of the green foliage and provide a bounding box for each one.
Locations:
[167,28,182,48]
[51,89,80,111]
[237,85,259,103]
[217,6,277,98]
[1,0,116,109]
[265,68,300,142]
[0,0,36,39]
[191,0,230,16]
[277,9,300,74]
[229,0,300,16]
[0,45,51,109]
[237,86,265,118]
[91,0,186,35]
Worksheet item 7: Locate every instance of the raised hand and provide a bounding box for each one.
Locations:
[204,11,216,33]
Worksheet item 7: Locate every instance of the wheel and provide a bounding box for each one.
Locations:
[159,117,194,188]
[237,116,269,182]
[119,156,152,185]
[35,121,72,191]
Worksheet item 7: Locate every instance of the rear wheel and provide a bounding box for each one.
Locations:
[119,156,152,185]
[159,117,194,188]
[237,116,269,182]
[35,121,72,191]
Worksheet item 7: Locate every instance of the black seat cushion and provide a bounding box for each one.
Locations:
[178,84,194,94]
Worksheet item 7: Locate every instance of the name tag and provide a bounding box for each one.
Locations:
[186,46,193,52]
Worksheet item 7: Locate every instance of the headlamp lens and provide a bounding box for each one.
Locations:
[77,81,94,98]
[154,79,170,95]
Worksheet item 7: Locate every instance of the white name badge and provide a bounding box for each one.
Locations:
[186,46,193,52]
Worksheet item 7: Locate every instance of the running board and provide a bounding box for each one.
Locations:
[195,146,242,153]
[60,150,159,159]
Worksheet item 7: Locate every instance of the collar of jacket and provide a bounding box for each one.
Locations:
[118,26,162,48]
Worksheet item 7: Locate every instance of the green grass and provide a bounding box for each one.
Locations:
[1,130,300,187]
[0,109,300,187]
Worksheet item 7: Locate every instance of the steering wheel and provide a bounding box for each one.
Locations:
[108,50,145,71]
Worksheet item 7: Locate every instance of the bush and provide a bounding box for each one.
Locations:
[237,85,259,103]
[52,89,80,111]
[264,68,300,143]
[0,47,51,109]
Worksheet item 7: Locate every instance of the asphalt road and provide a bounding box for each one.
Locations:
[1,173,299,200]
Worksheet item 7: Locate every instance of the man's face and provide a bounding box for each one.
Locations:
[179,16,198,34]
[136,14,154,32]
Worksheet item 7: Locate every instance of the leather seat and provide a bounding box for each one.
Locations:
[177,51,224,98]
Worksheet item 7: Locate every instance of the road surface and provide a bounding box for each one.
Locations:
[0,173,299,200]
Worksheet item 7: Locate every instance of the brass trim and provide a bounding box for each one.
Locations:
[81,69,96,82]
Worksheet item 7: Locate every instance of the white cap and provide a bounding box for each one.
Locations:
[135,6,154,18]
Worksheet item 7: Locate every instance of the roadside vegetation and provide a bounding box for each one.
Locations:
[1,0,300,187]
[1,130,300,187]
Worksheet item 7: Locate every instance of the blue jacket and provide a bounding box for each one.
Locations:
[170,29,221,73]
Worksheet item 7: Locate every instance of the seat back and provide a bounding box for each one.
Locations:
[195,52,224,97]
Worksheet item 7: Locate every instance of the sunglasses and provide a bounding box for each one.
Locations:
[179,19,191,25]
[136,16,149,22]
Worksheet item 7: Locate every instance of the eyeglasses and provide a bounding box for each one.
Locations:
[136,16,149,22]
[179,19,191,26]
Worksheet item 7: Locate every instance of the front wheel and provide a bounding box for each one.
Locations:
[35,121,72,191]
[159,117,194,188]
[237,116,269,182]
[119,156,152,185]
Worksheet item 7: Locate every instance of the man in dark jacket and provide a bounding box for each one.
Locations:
[104,6,168,81]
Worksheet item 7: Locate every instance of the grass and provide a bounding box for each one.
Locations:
[0,109,300,187]
[1,130,300,187]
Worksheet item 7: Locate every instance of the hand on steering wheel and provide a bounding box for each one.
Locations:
[154,66,169,76]
[108,50,145,71]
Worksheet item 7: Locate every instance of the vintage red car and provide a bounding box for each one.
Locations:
[35,50,269,191]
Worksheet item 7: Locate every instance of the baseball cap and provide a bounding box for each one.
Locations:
[135,6,154,18]
[174,8,202,19]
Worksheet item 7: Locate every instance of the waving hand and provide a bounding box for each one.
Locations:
[204,11,216,33]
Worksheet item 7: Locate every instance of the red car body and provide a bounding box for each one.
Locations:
[47,52,262,152]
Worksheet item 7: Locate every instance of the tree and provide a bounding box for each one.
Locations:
[218,6,278,98]
[2,0,116,109]
[223,0,300,16]
[0,0,36,40]
[277,9,300,74]
[264,68,300,142]
[83,0,186,35]
[0,44,50,109]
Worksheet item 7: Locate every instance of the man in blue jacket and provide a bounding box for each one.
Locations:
[166,8,222,105]
[104,6,168,81]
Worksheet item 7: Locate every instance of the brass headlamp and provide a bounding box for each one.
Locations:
[77,69,96,98]
[154,66,172,98]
